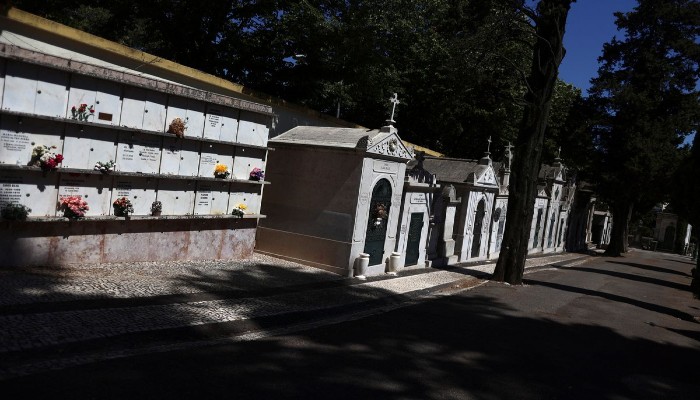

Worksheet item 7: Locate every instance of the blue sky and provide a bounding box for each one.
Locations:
[558,0,638,95]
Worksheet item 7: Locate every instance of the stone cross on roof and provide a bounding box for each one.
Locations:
[485,136,492,157]
[388,93,400,124]
[556,146,562,160]
[505,142,514,170]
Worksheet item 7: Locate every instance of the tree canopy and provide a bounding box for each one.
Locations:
[13,0,582,160]
[587,0,700,256]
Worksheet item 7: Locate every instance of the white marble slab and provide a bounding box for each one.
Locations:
[237,110,270,147]
[115,132,162,173]
[0,118,64,166]
[67,75,123,125]
[0,170,59,217]
[62,125,118,170]
[232,147,266,180]
[194,181,230,215]
[142,91,167,132]
[229,184,261,214]
[199,142,234,178]
[110,177,157,215]
[166,96,206,138]
[120,86,147,129]
[156,179,195,215]
[2,61,69,117]
[58,174,112,216]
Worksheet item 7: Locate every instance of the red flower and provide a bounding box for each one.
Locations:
[54,154,64,163]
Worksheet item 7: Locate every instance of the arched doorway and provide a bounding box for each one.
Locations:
[471,199,486,258]
[364,179,392,265]
[663,225,675,250]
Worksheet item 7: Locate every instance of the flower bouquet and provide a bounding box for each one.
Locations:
[151,200,162,216]
[94,160,116,173]
[167,117,187,138]
[30,145,63,171]
[1,203,31,220]
[249,167,265,181]
[113,197,134,217]
[214,163,230,179]
[71,103,95,121]
[59,196,89,219]
[231,203,247,218]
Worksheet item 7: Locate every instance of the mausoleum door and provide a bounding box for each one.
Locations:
[405,212,424,266]
[471,199,486,258]
[364,179,392,265]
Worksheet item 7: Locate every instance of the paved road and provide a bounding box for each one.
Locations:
[2,250,699,399]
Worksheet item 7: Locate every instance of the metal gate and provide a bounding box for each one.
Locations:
[363,179,392,265]
[471,199,486,258]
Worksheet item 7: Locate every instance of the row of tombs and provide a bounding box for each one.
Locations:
[255,124,577,277]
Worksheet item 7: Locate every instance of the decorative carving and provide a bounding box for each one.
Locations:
[367,134,412,159]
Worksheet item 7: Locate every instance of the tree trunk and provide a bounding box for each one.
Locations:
[604,201,632,256]
[492,0,574,284]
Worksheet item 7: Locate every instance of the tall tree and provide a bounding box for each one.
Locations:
[492,0,574,284]
[588,0,700,257]
[671,135,700,297]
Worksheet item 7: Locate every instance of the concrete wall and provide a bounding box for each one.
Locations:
[0,218,257,267]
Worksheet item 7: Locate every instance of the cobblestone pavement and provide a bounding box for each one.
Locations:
[0,251,590,378]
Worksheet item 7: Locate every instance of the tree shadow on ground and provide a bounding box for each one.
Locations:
[609,260,692,277]
[663,258,697,266]
[3,290,699,400]
[550,264,691,292]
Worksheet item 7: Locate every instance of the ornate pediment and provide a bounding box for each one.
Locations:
[476,166,498,186]
[367,133,413,160]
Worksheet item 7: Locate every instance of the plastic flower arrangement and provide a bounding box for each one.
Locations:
[113,197,134,217]
[94,160,116,173]
[59,196,89,219]
[214,163,230,179]
[231,203,247,218]
[1,203,31,220]
[30,145,63,171]
[150,200,162,216]
[71,103,95,121]
[249,167,265,181]
[168,117,187,138]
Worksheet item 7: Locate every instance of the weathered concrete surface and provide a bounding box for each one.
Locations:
[0,218,257,267]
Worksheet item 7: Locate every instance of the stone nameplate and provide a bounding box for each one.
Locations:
[194,181,230,215]
[160,138,201,176]
[116,132,162,173]
[232,147,266,180]
[0,170,59,216]
[58,174,112,216]
[110,177,157,215]
[199,143,234,178]
[410,193,427,204]
[156,179,195,215]
[372,160,398,175]
[0,118,63,166]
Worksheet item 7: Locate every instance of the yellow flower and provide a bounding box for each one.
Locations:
[238,203,247,210]
[215,164,229,173]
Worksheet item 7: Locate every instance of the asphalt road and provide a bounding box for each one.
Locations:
[3,249,699,399]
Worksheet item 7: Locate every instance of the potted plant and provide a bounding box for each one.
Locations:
[150,200,162,216]
[1,203,31,221]
[231,203,247,218]
[167,117,187,138]
[30,145,63,171]
[113,197,134,217]
[214,163,230,179]
[59,196,89,219]
[249,167,265,181]
[94,160,116,173]
[70,103,95,121]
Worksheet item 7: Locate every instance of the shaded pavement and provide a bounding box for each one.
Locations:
[2,250,699,399]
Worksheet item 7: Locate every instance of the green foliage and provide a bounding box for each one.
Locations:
[588,0,700,223]
[1,203,31,221]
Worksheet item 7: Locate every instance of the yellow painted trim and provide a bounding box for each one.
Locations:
[1,7,362,127]
[402,140,443,157]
